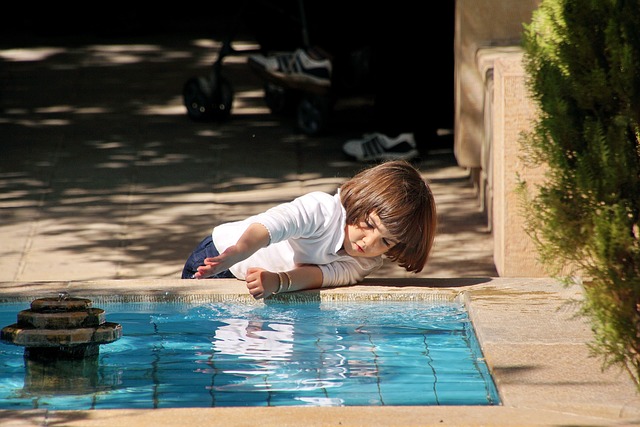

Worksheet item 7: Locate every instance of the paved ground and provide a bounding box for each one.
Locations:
[0,29,496,283]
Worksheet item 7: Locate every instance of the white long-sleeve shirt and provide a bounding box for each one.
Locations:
[211,191,383,287]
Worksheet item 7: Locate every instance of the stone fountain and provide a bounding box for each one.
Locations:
[1,292,122,394]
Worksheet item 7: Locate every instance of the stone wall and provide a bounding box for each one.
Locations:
[491,53,548,276]
[454,0,541,169]
[454,0,550,276]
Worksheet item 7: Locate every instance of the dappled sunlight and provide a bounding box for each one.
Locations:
[0,47,65,62]
[237,89,266,99]
[0,36,298,280]
[190,39,259,52]
[195,129,224,137]
[298,176,346,194]
[191,39,223,49]
[135,92,271,117]
[211,184,305,204]
[233,89,271,115]
[137,103,186,116]
[0,31,494,282]
[0,43,192,68]
[2,106,112,123]
[85,141,127,150]
[230,41,261,52]
[34,106,74,113]
[81,43,200,67]
[84,44,163,65]
[73,107,108,114]
[88,44,163,53]
[1,105,111,127]
[224,55,255,65]
[137,152,193,165]
[93,161,132,169]
[0,118,70,127]
[241,118,285,129]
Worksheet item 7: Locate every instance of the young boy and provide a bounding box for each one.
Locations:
[182,160,436,299]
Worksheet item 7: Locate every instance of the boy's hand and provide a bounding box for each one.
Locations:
[195,223,271,279]
[245,268,279,299]
[194,245,244,278]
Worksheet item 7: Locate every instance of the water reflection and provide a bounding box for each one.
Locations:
[213,319,294,362]
[23,355,120,395]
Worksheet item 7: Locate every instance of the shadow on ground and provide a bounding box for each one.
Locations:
[0,28,495,282]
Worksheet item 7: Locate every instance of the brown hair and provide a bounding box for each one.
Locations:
[340,160,437,273]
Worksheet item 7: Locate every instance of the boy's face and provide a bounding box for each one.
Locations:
[343,212,397,258]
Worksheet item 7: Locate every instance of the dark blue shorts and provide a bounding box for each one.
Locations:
[181,235,236,279]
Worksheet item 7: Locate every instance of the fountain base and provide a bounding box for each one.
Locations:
[1,295,122,360]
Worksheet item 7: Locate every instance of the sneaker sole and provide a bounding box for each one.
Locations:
[265,69,331,87]
[344,149,420,162]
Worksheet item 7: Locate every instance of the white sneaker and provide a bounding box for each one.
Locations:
[342,133,418,162]
[262,49,332,87]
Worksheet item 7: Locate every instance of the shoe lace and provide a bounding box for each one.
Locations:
[275,52,296,74]
[362,134,387,156]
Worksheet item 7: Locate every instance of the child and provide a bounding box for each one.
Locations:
[181,160,437,299]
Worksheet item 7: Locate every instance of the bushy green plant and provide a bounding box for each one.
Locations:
[520,0,640,389]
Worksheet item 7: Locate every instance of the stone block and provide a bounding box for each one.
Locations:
[492,52,548,276]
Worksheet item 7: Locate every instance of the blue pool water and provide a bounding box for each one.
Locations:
[0,301,499,409]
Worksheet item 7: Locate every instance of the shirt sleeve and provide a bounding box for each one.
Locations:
[254,192,335,244]
[319,256,384,287]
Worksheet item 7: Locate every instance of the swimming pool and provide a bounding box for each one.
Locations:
[0,300,499,409]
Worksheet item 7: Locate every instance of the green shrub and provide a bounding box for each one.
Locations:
[520,0,640,389]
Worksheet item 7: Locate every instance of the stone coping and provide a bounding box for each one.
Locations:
[0,277,639,426]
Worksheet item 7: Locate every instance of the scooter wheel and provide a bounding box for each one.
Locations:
[296,94,331,135]
[264,82,295,115]
[183,76,233,121]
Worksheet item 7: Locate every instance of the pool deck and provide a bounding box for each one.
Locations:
[0,278,639,426]
[1,25,640,426]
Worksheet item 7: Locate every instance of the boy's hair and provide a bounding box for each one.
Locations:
[340,160,437,273]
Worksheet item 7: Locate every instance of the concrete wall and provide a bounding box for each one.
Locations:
[454,0,548,276]
[491,53,548,276]
[454,0,541,170]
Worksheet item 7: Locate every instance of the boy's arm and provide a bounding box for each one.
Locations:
[233,223,271,257]
[245,264,324,299]
[195,223,270,278]
[282,265,324,292]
